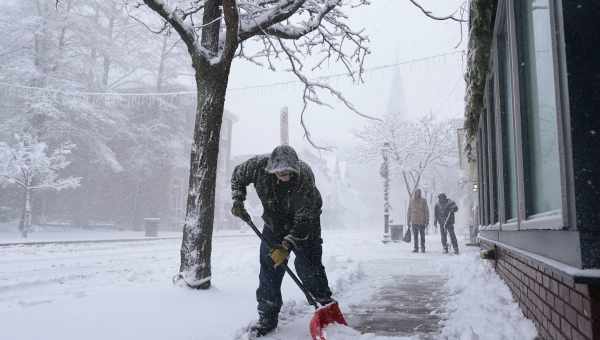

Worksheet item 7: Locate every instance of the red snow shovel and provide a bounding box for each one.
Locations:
[242,217,348,340]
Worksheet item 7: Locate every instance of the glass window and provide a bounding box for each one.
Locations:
[477,131,489,225]
[477,134,485,226]
[498,31,518,221]
[515,0,561,215]
[486,80,498,224]
[480,114,489,226]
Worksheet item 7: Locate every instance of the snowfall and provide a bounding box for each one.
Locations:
[0,225,537,340]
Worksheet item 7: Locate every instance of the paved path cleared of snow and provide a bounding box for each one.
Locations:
[348,271,446,338]
[0,229,537,340]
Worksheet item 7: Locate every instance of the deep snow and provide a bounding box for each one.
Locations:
[0,228,537,340]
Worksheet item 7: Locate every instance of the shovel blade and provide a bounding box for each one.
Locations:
[309,302,348,340]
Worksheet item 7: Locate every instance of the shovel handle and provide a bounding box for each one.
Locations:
[442,210,452,229]
[242,217,319,309]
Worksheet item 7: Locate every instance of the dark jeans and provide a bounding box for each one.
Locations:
[441,224,459,252]
[412,224,426,251]
[256,226,332,318]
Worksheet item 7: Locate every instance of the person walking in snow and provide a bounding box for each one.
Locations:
[434,193,459,254]
[230,145,334,337]
[407,188,429,253]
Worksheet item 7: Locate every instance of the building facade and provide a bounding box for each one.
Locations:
[466,1,600,339]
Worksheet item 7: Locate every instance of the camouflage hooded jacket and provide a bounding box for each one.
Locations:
[231,146,323,246]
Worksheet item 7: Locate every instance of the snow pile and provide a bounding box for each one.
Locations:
[327,256,365,294]
[438,253,538,340]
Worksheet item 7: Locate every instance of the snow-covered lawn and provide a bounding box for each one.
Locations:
[0,228,536,340]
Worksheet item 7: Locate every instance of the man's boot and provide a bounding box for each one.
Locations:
[412,248,418,253]
[454,249,459,255]
[421,247,426,253]
[443,247,449,254]
[249,312,278,337]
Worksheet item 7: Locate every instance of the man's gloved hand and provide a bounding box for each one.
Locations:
[270,244,290,267]
[231,200,250,222]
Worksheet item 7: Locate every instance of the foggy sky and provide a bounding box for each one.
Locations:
[223,0,468,156]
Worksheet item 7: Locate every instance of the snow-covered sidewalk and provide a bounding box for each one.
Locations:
[0,229,537,340]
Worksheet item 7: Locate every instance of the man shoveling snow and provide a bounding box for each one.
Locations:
[231,145,338,337]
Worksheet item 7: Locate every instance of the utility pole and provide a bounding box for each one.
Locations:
[280,106,289,145]
[380,142,391,243]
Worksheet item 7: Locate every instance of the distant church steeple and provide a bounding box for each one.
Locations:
[386,53,406,117]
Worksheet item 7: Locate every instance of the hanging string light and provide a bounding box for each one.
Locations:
[0,50,465,109]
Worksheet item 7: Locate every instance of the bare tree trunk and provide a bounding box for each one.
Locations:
[102,4,116,89]
[33,0,51,86]
[402,169,423,198]
[20,188,33,238]
[178,60,233,288]
[155,34,169,92]
[53,0,72,73]
[18,189,26,238]
[33,0,45,69]
[177,0,235,289]
[87,2,101,89]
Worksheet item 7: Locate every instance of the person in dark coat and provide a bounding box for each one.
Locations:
[407,188,429,253]
[230,145,333,337]
[434,193,459,254]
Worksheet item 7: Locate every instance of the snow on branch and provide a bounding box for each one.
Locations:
[239,0,307,40]
[136,0,370,71]
[141,0,212,61]
[239,0,338,41]
[236,0,371,78]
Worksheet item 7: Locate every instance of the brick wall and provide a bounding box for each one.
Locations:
[485,242,597,340]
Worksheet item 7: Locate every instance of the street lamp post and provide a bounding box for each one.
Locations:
[380,142,391,243]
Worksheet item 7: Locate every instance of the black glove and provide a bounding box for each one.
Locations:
[231,200,250,222]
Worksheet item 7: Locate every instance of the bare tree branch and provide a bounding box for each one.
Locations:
[247,1,338,40]
[277,37,379,149]
[408,0,467,22]
[222,0,240,61]
[142,0,208,62]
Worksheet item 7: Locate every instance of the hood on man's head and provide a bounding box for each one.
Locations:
[265,145,300,174]
[438,193,447,200]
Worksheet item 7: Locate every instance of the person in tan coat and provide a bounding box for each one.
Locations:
[407,188,429,253]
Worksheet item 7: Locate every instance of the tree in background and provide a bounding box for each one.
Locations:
[0,134,80,237]
[356,113,462,219]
